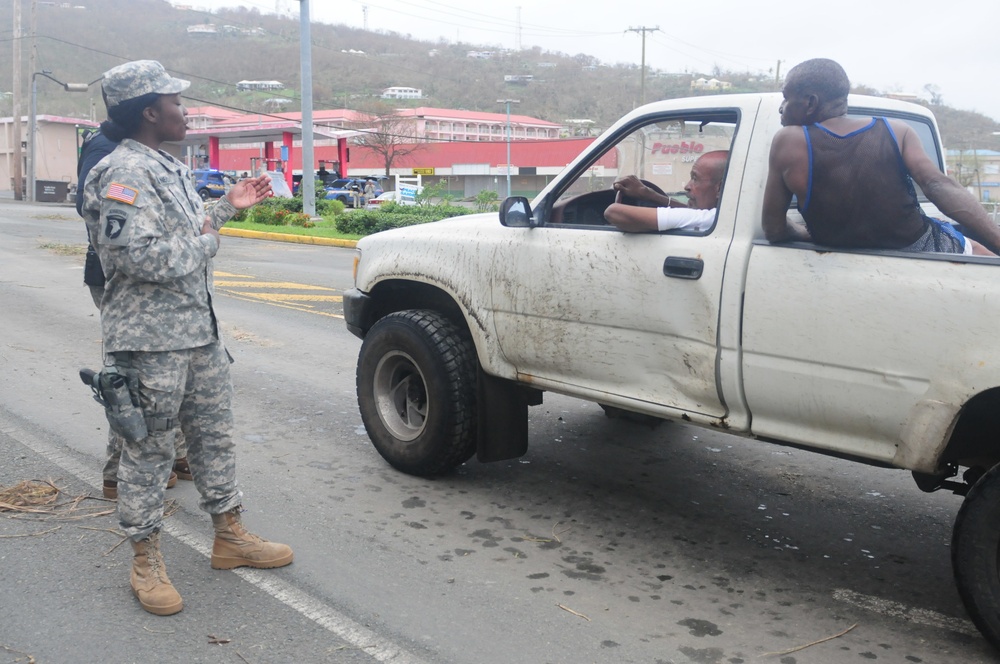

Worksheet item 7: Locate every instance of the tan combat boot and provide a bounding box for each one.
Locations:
[172,457,193,481]
[130,531,183,616]
[210,507,293,570]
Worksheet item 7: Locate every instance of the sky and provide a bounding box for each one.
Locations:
[177,0,1000,122]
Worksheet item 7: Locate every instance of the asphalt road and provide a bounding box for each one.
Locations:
[0,200,996,663]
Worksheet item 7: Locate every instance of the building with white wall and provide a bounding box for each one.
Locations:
[382,87,423,100]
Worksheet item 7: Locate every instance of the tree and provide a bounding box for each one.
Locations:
[924,84,944,106]
[351,103,424,176]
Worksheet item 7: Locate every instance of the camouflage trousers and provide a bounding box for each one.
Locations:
[109,339,243,541]
[102,430,188,482]
[90,285,187,482]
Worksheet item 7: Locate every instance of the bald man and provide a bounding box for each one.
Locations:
[604,150,728,233]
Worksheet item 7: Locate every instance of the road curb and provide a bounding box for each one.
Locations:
[220,227,358,248]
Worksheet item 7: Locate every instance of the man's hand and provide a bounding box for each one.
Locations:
[224,174,273,210]
[613,175,649,200]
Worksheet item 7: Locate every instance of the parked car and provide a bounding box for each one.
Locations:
[363,191,399,210]
[364,186,424,210]
[192,169,229,200]
[325,177,389,207]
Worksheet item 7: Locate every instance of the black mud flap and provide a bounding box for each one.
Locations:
[476,372,530,463]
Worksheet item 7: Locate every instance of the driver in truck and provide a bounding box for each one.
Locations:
[603,150,729,233]
[762,58,1000,256]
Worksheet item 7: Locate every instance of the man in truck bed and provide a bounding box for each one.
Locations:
[761,58,1000,256]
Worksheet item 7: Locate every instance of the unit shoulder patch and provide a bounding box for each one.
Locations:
[100,204,137,247]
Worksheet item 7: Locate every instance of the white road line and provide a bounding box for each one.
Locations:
[833,588,979,637]
[1,418,429,664]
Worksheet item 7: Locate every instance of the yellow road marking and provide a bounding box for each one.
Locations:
[212,272,345,319]
[226,292,343,303]
[215,280,337,291]
[223,291,344,318]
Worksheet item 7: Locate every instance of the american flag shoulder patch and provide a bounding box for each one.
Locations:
[106,182,139,205]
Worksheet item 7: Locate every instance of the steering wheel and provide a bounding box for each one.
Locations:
[616,179,668,207]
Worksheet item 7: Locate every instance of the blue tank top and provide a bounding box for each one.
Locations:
[797,117,927,249]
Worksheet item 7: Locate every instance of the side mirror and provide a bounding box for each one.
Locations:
[499,196,534,227]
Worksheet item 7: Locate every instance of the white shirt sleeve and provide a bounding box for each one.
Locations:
[656,207,717,232]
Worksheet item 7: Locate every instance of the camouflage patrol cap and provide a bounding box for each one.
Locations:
[102,60,190,108]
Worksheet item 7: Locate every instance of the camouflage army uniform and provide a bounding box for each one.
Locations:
[77,130,188,484]
[82,138,241,541]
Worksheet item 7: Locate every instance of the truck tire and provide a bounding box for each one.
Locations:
[952,462,1000,650]
[357,310,477,476]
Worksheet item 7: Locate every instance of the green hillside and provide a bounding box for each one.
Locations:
[1,0,998,150]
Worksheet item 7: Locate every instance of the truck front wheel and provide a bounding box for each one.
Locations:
[952,462,1000,650]
[357,310,476,476]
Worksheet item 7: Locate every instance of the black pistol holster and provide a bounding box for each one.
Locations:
[79,366,148,442]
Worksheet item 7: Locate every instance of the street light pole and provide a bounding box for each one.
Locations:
[497,98,519,198]
[298,0,315,217]
[28,70,89,202]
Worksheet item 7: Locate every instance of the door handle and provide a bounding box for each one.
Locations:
[663,256,704,280]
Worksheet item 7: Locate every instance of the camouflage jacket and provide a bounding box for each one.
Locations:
[82,138,237,352]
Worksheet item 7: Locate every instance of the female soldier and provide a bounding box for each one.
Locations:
[82,60,292,616]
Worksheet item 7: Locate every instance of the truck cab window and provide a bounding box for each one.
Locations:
[548,113,738,231]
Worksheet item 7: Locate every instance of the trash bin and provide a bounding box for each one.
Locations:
[35,180,69,203]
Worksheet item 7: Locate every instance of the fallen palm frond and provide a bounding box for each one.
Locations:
[0,479,178,523]
[0,479,114,520]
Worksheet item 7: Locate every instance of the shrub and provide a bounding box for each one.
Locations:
[475,189,500,212]
[318,198,343,217]
[248,203,284,225]
[334,202,473,235]
[288,212,314,227]
[229,195,342,225]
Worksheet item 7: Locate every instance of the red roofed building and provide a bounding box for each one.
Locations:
[217,137,600,198]
[182,105,583,197]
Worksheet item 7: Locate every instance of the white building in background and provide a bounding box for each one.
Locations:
[236,80,284,91]
[382,86,423,100]
[186,24,218,34]
[691,77,732,90]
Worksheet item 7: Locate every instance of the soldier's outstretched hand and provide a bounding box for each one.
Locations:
[226,174,273,209]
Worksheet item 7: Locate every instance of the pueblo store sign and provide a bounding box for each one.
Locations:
[651,141,704,155]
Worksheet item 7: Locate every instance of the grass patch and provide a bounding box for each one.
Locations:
[225,218,362,241]
[38,242,87,256]
[31,213,79,221]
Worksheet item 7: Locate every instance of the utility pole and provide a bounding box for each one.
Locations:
[26,0,36,201]
[299,0,315,216]
[626,26,659,107]
[497,99,519,197]
[515,7,522,51]
[774,60,783,89]
[12,0,23,200]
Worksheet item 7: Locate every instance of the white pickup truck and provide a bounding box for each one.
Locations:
[343,92,1000,649]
